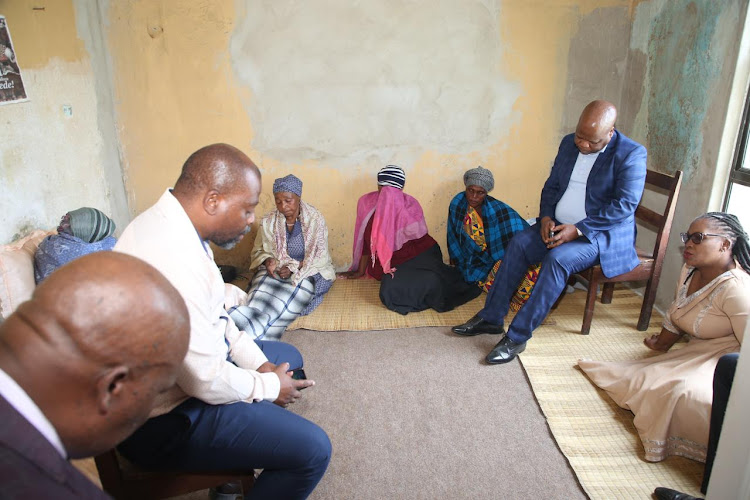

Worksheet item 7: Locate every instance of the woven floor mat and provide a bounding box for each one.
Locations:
[286,278,551,331]
[519,287,704,499]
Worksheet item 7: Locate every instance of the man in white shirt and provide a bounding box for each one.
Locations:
[115,143,331,500]
[0,252,190,499]
[453,100,647,364]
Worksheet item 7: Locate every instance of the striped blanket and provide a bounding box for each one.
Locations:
[229,268,314,341]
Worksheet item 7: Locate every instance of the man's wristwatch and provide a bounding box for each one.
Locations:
[575,227,583,237]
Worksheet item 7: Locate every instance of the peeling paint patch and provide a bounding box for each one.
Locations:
[1,62,113,244]
[646,0,722,179]
[563,6,631,132]
[230,0,521,166]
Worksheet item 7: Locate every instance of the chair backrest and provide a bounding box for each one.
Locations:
[634,169,683,267]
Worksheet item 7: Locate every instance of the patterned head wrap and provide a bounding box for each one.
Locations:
[377,165,406,190]
[273,174,303,197]
[67,207,116,243]
[463,166,494,192]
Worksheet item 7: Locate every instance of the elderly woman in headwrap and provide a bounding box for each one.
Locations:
[34,207,117,283]
[338,165,481,314]
[447,166,539,310]
[229,174,335,340]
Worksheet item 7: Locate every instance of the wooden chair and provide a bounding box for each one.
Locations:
[561,169,682,335]
[94,449,254,500]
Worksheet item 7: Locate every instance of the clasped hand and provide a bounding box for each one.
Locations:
[264,258,293,279]
[258,361,315,407]
[540,216,579,249]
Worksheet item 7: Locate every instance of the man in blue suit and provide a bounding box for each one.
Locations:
[452,100,647,364]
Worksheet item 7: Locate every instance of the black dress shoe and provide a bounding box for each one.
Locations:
[451,314,504,336]
[486,336,526,364]
[654,487,702,500]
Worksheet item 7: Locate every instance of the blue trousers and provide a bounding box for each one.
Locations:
[118,340,331,500]
[479,223,600,343]
[702,352,739,494]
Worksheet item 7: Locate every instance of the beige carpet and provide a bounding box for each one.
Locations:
[287,279,554,331]
[520,287,704,499]
[292,280,705,498]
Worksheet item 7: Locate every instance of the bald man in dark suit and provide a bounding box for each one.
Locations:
[0,252,190,499]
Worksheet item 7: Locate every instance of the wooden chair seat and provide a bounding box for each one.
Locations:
[558,169,682,334]
[95,449,254,500]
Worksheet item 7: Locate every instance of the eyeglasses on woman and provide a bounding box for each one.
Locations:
[680,232,725,245]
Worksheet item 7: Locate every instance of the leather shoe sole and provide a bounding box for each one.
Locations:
[486,336,526,364]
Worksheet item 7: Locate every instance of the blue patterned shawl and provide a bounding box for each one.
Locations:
[34,233,116,283]
[447,192,528,283]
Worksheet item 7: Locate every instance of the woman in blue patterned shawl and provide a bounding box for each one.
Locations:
[34,207,117,283]
[447,166,539,311]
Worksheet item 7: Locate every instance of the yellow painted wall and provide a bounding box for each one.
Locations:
[2,0,745,315]
[104,0,633,270]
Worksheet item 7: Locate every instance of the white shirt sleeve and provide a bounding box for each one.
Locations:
[115,191,281,406]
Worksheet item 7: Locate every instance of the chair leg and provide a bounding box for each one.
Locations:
[581,279,598,335]
[601,283,615,304]
[637,278,657,331]
[241,476,256,493]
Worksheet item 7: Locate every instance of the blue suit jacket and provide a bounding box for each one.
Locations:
[539,130,647,278]
[0,395,111,499]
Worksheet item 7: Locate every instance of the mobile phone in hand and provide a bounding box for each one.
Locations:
[290,368,307,380]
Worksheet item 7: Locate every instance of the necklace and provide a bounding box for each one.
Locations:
[286,211,300,228]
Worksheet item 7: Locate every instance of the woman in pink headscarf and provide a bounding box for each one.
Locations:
[338,165,480,314]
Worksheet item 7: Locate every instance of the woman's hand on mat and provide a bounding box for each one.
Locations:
[273,362,314,407]
[277,266,292,279]
[264,258,278,277]
[644,328,682,352]
[337,270,362,279]
[337,255,368,279]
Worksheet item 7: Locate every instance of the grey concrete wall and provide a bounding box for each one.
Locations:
[0,0,128,244]
[73,0,129,230]
[561,5,632,135]
[621,0,748,311]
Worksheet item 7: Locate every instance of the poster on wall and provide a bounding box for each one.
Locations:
[0,15,28,105]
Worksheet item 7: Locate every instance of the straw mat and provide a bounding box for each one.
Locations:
[286,278,552,331]
[520,286,704,499]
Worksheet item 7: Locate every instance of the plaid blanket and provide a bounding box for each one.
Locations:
[447,192,528,284]
[228,268,314,341]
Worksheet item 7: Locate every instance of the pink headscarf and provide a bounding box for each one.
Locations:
[349,186,429,276]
